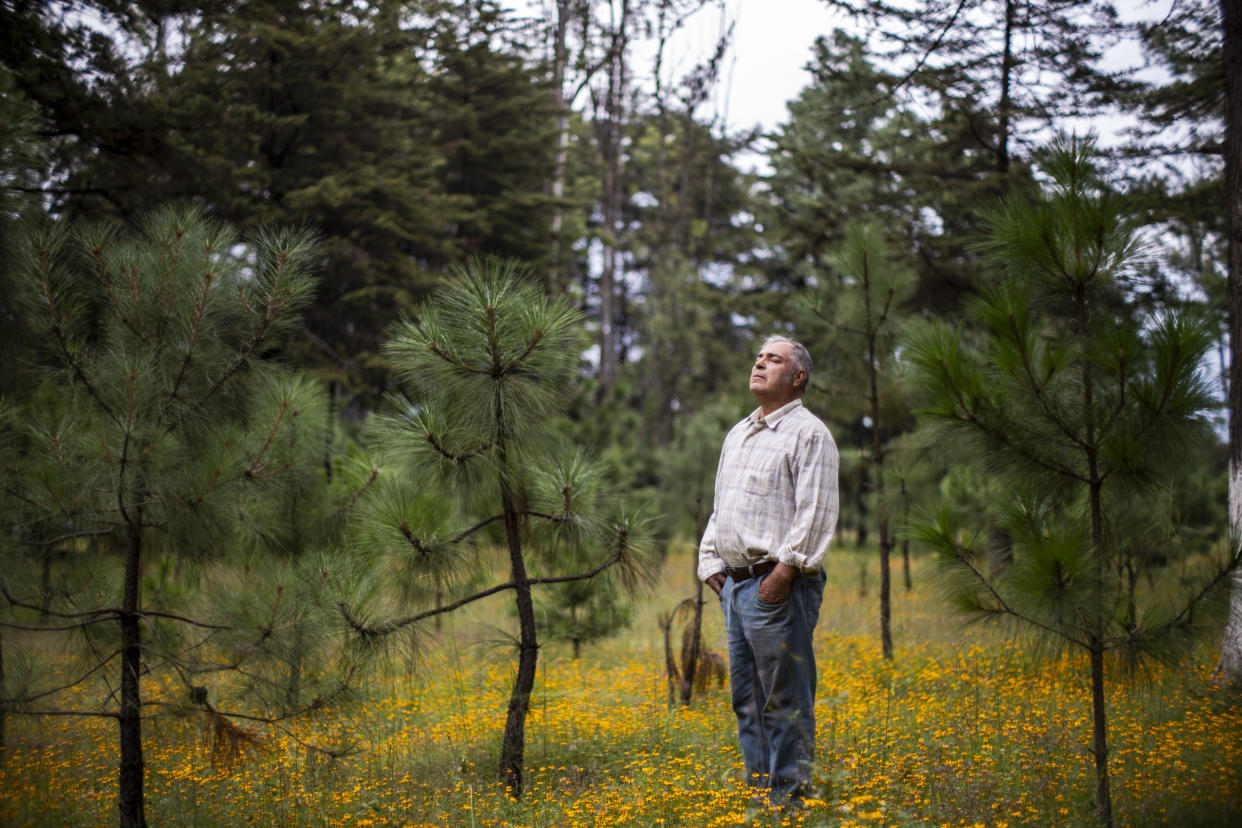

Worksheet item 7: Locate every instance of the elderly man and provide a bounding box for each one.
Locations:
[698,334,840,806]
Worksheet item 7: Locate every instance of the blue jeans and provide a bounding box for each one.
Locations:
[719,569,825,802]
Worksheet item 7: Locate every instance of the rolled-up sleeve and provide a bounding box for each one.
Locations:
[773,429,839,571]
[697,511,725,581]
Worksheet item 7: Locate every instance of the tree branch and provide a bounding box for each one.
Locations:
[0,651,121,705]
[424,429,489,463]
[500,329,545,375]
[338,547,625,638]
[6,708,122,719]
[946,540,1090,649]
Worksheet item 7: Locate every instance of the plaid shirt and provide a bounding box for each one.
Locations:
[697,398,839,581]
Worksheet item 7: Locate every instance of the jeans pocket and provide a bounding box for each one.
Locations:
[755,588,790,611]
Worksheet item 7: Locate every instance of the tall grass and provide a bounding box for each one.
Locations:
[2,549,1239,827]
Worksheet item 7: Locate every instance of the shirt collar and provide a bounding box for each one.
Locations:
[747,398,803,430]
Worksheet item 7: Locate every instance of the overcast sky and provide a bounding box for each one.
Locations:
[657,0,850,134]
[512,0,848,134]
[512,0,1184,173]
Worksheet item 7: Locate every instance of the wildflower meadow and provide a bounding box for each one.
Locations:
[1,549,1238,827]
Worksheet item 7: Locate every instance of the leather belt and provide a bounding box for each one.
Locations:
[724,560,776,581]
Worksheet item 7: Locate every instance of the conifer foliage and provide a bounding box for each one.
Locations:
[342,257,654,799]
[905,137,1231,828]
[802,221,917,660]
[1,206,325,828]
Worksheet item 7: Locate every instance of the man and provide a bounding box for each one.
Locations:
[698,334,839,806]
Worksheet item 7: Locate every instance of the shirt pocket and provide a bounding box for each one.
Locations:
[743,466,773,496]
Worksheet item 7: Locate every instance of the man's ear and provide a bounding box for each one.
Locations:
[795,370,807,390]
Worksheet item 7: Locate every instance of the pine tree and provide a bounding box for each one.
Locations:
[224,407,382,716]
[146,0,464,404]
[430,2,562,269]
[905,137,1231,827]
[3,1,468,403]
[1217,0,1242,685]
[763,29,1026,316]
[0,70,44,397]
[1,206,326,828]
[823,1,1129,173]
[801,221,917,659]
[340,257,654,799]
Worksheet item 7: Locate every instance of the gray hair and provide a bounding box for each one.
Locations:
[761,335,812,392]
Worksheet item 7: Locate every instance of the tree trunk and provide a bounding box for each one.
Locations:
[1216,0,1242,686]
[680,498,708,706]
[285,623,304,711]
[495,406,537,799]
[1089,635,1112,828]
[864,262,894,659]
[855,465,869,548]
[598,143,619,390]
[871,351,892,661]
[1087,468,1113,827]
[595,0,631,394]
[39,552,53,618]
[548,0,572,297]
[996,0,1016,175]
[1,628,7,759]
[678,581,706,706]
[899,474,913,590]
[118,529,146,828]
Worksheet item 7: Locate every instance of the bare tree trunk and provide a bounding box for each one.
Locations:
[1216,0,1242,686]
[899,472,913,590]
[680,498,708,706]
[118,529,146,828]
[996,0,1016,175]
[548,0,573,297]
[1087,412,1113,827]
[869,325,893,661]
[495,404,537,799]
[39,552,53,618]
[595,0,631,393]
[855,465,869,548]
[1089,634,1112,828]
[599,127,623,389]
[0,628,7,759]
[285,623,304,711]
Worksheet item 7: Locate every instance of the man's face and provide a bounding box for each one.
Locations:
[749,341,804,405]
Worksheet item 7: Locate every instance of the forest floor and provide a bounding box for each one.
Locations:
[2,546,1240,827]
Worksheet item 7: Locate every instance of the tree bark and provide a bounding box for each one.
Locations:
[1,628,7,759]
[996,0,1016,175]
[860,250,894,660]
[870,331,893,661]
[1083,311,1113,826]
[596,0,630,393]
[1216,0,1242,686]
[1089,635,1112,828]
[495,400,537,799]
[680,498,708,706]
[118,529,146,828]
[548,0,572,297]
[598,114,621,390]
[285,623,305,711]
